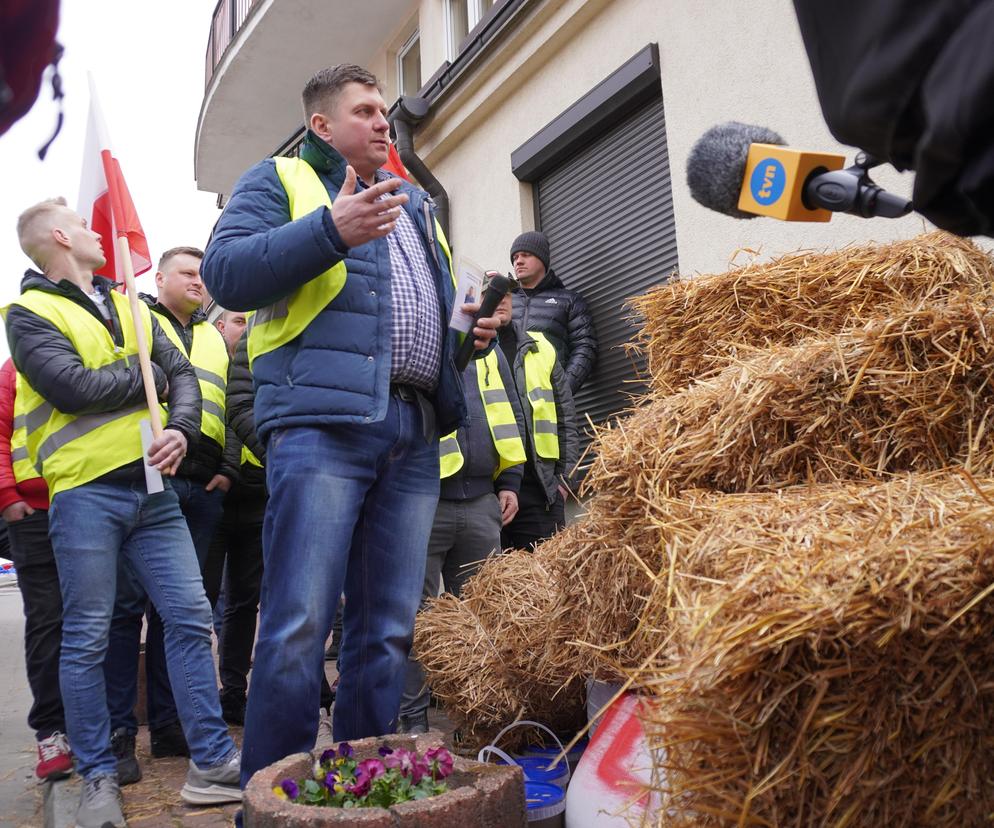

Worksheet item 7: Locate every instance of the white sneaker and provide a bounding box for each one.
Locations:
[180,750,242,805]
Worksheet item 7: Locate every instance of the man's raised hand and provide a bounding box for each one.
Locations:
[331,165,408,249]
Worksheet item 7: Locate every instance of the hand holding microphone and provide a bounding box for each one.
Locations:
[454,272,513,372]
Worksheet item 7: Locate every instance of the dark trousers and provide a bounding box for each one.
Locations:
[211,491,265,702]
[500,474,565,551]
[104,478,225,733]
[8,509,66,739]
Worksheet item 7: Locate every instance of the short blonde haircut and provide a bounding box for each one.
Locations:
[16,197,70,269]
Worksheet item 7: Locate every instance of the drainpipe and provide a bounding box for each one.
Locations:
[389,95,451,242]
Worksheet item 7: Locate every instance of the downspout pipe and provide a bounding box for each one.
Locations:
[389,95,451,242]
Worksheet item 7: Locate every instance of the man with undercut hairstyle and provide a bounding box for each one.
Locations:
[7,198,240,828]
[103,246,240,784]
[202,63,500,789]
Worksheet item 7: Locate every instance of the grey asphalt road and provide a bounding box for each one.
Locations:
[0,577,44,827]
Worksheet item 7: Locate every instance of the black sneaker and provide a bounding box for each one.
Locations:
[110,727,142,786]
[220,693,246,727]
[150,720,190,758]
[397,710,429,735]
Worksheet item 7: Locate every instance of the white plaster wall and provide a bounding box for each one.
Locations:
[406,0,937,277]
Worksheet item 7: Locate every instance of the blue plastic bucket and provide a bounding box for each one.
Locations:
[523,737,588,775]
[525,780,566,827]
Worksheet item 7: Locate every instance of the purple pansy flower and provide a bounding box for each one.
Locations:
[378,745,394,757]
[425,746,454,779]
[280,778,299,799]
[337,742,354,759]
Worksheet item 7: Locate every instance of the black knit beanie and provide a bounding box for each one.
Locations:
[510,231,551,271]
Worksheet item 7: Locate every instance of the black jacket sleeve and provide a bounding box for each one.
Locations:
[6,304,168,415]
[793,0,994,236]
[149,316,202,447]
[551,359,579,487]
[493,350,526,494]
[564,292,597,393]
[226,334,265,463]
[218,422,242,482]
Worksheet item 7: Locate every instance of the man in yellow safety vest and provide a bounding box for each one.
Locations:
[7,198,241,828]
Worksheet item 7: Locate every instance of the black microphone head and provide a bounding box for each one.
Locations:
[687,122,786,218]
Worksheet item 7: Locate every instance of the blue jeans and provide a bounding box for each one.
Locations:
[104,477,225,733]
[240,394,440,787]
[49,480,235,779]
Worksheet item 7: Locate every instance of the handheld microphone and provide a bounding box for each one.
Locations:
[454,273,513,372]
[687,122,912,222]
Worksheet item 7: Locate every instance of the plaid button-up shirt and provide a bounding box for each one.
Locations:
[381,193,442,393]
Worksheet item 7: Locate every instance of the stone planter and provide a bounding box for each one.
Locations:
[243,731,526,827]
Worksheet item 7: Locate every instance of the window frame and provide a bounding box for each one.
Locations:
[444,0,495,60]
[397,28,422,98]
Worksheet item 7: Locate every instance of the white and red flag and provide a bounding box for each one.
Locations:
[77,76,151,286]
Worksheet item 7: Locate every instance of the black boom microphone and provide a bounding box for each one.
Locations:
[687,121,912,222]
[454,273,513,372]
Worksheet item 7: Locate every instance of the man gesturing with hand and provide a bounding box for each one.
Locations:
[203,64,499,789]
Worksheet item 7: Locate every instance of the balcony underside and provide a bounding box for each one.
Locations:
[196,0,413,194]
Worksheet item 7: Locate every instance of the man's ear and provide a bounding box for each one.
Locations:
[154,270,165,289]
[310,112,332,142]
[52,226,71,250]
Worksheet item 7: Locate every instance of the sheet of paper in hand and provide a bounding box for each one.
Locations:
[449,257,485,333]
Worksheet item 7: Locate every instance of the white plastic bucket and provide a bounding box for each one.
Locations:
[565,692,661,827]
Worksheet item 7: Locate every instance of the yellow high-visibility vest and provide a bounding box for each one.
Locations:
[245,157,347,368]
[153,310,228,448]
[2,289,164,496]
[439,350,526,479]
[10,373,39,484]
[246,157,454,367]
[523,330,559,460]
[241,443,263,468]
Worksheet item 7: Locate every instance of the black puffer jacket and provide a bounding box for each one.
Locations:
[793,0,994,236]
[5,272,202,478]
[225,333,266,496]
[510,268,597,393]
[140,295,241,485]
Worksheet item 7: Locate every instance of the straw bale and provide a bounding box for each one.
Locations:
[628,472,994,827]
[630,231,994,393]
[589,295,994,498]
[414,547,586,751]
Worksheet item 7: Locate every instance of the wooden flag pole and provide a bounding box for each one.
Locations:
[117,234,163,438]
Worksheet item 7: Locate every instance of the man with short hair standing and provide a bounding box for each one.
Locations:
[509,230,597,393]
[103,247,239,782]
[202,63,498,786]
[8,198,241,828]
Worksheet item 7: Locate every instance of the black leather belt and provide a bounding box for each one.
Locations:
[389,383,437,442]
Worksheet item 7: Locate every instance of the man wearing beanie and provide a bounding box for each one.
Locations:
[508,231,597,394]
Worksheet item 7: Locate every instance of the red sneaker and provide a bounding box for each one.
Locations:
[36,731,72,780]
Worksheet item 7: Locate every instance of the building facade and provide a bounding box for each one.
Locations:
[196,0,927,436]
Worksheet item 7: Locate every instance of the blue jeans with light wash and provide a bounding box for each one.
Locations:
[240,394,440,787]
[104,477,226,734]
[49,479,236,780]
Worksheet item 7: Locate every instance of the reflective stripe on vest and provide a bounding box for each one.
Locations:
[241,443,263,468]
[153,311,229,448]
[523,330,559,460]
[2,290,163,496]
[246,156,456,367]
[439,350,526,479]
[10,373,39,484]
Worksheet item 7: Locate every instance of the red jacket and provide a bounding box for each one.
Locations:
[0,358,49,512]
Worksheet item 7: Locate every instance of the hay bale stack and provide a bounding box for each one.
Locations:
[631,231,994,393]
[590,295,994,497]
[633,472,994,827]
[414,545,586,750]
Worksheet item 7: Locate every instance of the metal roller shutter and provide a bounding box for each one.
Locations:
[536,95,677,455]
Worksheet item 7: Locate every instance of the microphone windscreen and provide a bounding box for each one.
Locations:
[687,122,786,218]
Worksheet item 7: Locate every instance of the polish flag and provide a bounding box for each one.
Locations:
[77,77,151,286]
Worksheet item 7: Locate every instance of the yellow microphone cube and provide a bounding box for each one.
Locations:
[738,143,846,221]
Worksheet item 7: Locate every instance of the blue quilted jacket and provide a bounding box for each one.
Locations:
[201,131,467,442]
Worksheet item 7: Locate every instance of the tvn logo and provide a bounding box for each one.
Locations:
[750,158,786,205]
